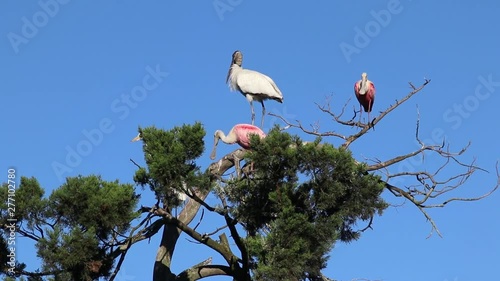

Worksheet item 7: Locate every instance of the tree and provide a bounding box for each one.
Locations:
[1,79,498,280]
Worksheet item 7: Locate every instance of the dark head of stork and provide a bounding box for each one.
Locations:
[226,50,243,83]
[358,72,369,95]
[232,50,243,66]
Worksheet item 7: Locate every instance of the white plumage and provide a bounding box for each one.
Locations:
[226,50,284,128]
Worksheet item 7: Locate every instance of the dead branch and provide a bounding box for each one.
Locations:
[365,107,497,237]
[224,78,499,239]
[177,264,233,280]
[359,216,374,232]
[209,149,247,179]
[315,96,364,129]
[341,79,431,148]
[270,79,431,149]
[268,113,348,140]
[192,209,205,232]
[151,206,242,271]
[203,225,229,237]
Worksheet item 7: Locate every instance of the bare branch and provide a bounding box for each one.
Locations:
[423,162,500,208]
[268,113,348,140]
[341,79,431,148]
[152,206,241,267]
[129,158,142,169]
[177,264,233,281]
[269,79,431,150]
[192,209,205,232]
[109,240,130,281]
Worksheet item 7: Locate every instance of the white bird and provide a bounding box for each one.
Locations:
[226,50,284,128]
[131,133,142,142]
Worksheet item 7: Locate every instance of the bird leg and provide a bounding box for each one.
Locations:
[260,100,266,128]
[231,151,242,179]
[358,104,363,124]
[250,101,256,126]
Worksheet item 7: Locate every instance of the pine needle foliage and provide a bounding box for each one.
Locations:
[133,122,211,208]
[226,127,387,280]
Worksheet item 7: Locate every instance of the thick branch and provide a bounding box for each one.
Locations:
[152,206,241,271]
[153,188,210,281]
[224,213,249,275]
[178,264,233,281]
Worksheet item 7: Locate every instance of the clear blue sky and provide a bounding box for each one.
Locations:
[2,1,500,280]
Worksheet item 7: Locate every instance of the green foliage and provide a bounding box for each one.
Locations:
[226,127,387,280]
[0,177,48,232]
[37,226,112,280]
[0,235,11,276]
[2,123,390,280]
[1,176,139,280]
[133,122,211,207]
[48,175,138,239]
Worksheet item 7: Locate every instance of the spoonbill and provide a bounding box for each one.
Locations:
[210,124,266,160]
[226,50,284,128]
[354,72,376,124]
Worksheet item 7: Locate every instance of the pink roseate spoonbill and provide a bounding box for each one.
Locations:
[210,124,266,160]
[226,50,284,128]
[354,72,376,124]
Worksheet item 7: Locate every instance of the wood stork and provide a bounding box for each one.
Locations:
[354,72,376,124]
[226,50,284,128]
[210,124,266,160]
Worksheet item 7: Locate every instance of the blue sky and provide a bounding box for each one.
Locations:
[2,1,500,280]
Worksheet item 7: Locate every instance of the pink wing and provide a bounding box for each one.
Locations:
[366,82,375,112]
[234,124,266,149]
[354,81,362,102]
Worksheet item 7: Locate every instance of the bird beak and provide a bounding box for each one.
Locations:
[131,133,141,142]
[226,58,234,84]
[359,79,367,95]
[210,135,219,160]
[226,68,231,84]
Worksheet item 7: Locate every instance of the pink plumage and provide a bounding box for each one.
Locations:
[210,124,266,160]
[354,72,376,123]
[231,124,266,149]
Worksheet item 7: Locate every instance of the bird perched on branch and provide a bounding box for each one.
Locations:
[131,132,142,142]
[354,72,376,124]
[226,50,284,128]
[210,124,266,160]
